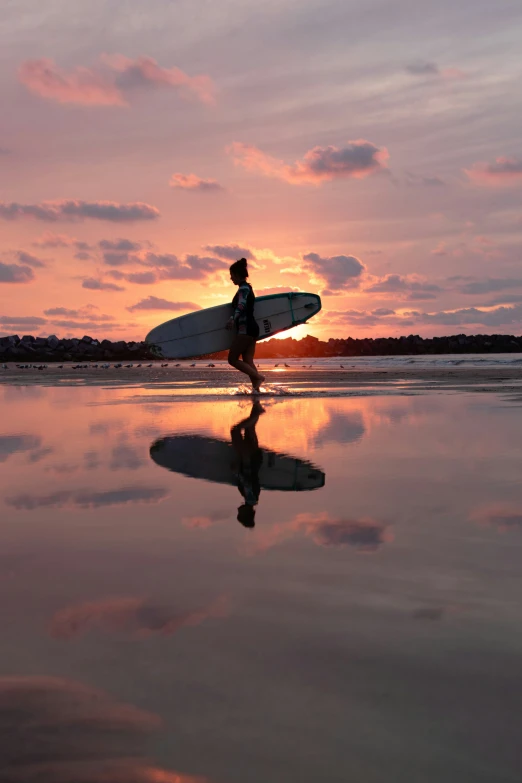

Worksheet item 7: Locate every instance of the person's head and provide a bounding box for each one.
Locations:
[230,257,249,286]
[237,503,256,528]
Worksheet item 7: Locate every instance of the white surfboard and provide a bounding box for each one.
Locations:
[145,292,321,359]
[150,435,326,492]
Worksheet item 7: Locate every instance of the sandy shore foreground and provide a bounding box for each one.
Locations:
[1,362,522,396]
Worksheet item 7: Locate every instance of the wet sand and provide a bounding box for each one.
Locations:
[1,362,522,395]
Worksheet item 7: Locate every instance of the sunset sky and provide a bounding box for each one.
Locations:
[1,0,522,341]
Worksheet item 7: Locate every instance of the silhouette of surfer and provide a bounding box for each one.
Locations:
[230,401,264,527]
[226,257,265,392]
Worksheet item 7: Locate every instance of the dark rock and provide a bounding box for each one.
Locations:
[3,330,522,362]
[0,335,19,348]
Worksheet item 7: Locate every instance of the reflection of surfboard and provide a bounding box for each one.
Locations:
[150,435,325,491]
[145,292,321,359]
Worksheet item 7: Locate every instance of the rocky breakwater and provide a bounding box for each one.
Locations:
[0,334,157,362]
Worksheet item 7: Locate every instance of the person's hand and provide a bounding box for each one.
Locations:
[226,317,234,330]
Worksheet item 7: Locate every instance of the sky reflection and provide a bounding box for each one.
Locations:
[0,386,522,781]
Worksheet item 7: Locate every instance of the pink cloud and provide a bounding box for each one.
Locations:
[103,54,215,104]
[441,67,466,80]
[49,595,229,639]
[19,58,125,106]
[0,676,212,782]
[14,251,47,268]
[405,62,466,80]
[465,157,522,185]
[127,296,200,312]
[303,252,365,293]
[110,270,158,285]
[365,274,441,301]
[470,504,522,533]
[82,277,125,291]
[182,510,230,528]
[0,261,34,284]
[228,139,389,185]
[170,173,223,191]
[105,253,226,285]
[431,242,448,256]
[6,486,168,510]
[19,55,215,107]
[244,512,392,555]
[257,286,303,296]
[33,232,77,248]
[297,513,393,550]
[0,200,160,222]
[183,516,218,529]
[204,244,255,261]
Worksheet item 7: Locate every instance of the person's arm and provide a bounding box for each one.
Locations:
[226,285,248,330]
[232,284,249,332]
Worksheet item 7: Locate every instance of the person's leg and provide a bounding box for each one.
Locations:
[242,340,265,391]
[242,340,257,375]
[228,336,263,384]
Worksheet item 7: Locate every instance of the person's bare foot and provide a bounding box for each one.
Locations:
[252,374,265,392]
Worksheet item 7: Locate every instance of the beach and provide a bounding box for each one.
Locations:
[2,357,522,398]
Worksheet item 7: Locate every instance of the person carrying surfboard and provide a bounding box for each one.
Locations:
[226,258,265,392]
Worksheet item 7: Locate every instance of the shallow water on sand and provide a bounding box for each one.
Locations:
[1,385,522,782]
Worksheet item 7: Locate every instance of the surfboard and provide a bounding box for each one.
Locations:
[150,434,326,492]
[145,292,321,359]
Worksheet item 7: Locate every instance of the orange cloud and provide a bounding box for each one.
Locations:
[228,139,389,185]
[19,55,215,107]
[49,595,229,639]
[465,157,522,185]
[170,173,223,191]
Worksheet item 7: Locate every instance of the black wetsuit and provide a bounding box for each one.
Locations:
[232,282,260,339]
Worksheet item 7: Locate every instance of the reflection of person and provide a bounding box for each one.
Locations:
[226,257,265,392]
[231,402,264,527]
